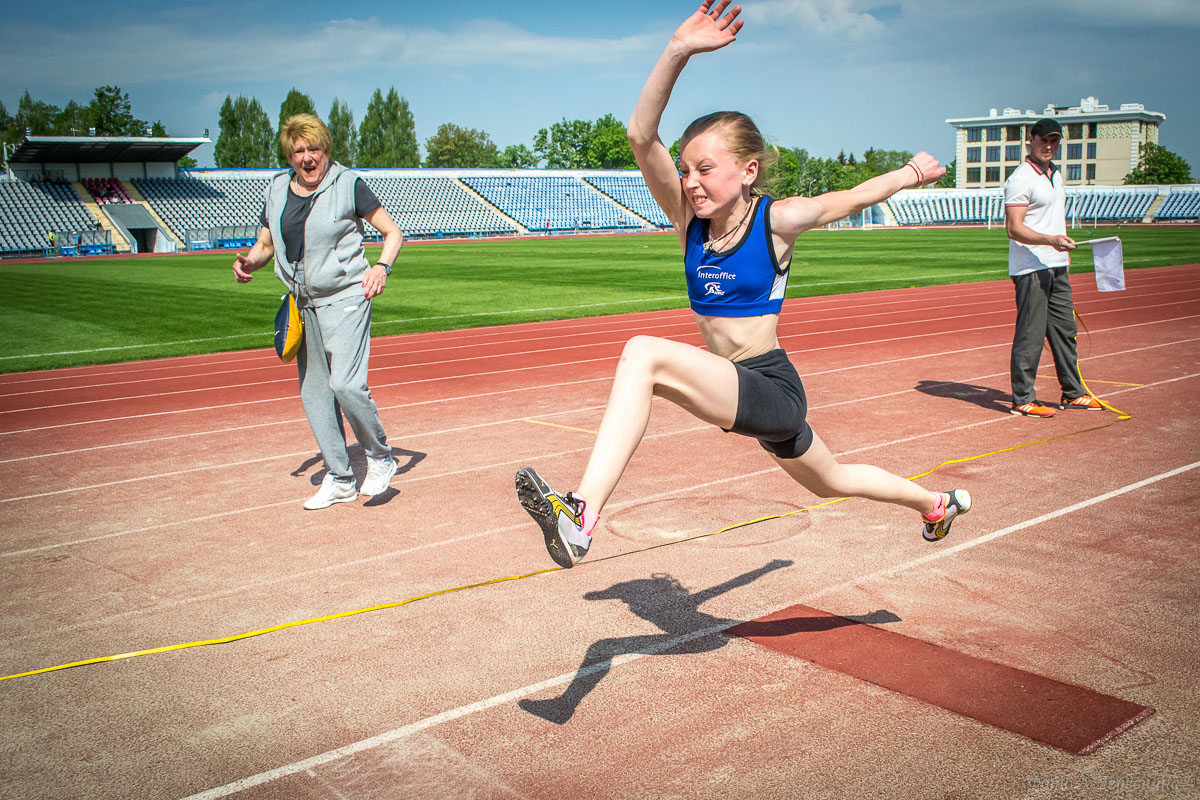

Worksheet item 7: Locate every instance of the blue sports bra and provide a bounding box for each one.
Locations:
[683,197,790,317]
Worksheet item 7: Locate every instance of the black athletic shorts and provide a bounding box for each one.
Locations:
[726,348,815,459]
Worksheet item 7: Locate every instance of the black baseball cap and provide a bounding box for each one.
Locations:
[1029,118,1063,138]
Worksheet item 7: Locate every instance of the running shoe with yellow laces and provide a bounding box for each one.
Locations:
[1011,401,1056,418]
[922,489,972,542]
[515,467,598,568]
[1060,394,1103,410]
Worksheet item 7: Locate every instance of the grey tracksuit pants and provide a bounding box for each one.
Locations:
[1010,266,1086,405]
[297,295,390,482]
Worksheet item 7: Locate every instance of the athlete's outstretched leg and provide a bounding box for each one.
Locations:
[773,431,935,512]
[516,335,738,567]
[773,431,972,541]
[577,335,739,510]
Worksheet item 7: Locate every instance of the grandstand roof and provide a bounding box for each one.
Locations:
[7,136,209,164]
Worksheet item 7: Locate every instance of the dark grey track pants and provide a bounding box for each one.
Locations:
[1010,266,1086,405]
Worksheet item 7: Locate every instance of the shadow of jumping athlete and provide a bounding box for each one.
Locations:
[519,559,793,725]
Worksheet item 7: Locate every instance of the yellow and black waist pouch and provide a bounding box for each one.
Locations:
[274,293,303,362]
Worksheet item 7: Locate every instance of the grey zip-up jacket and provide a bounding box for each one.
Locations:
[264,162,369,308]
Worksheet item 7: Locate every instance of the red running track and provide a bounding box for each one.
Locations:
[2,265,1199,799]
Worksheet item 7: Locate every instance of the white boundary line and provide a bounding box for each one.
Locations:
[3,359,1195,509]
[179,459,1200,800]
[2,311,1194,435]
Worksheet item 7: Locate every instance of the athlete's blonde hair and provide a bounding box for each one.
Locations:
[680,111,779,196]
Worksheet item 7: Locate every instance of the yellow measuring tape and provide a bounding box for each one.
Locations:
[0,404,1129,683]
[1075,311,1131,420]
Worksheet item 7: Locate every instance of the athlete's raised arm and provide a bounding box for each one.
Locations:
[628,1,743,234]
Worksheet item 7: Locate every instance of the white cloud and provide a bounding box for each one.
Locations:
[741,0,885,37]
[0,17,659,91]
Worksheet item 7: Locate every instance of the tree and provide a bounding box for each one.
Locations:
[16,90,59,136]
[861,147,912,176]
[423,123,498,168]
[0,100,15,161]
[214,95,274,168]
[53,100,89,136]
[327,98,356,166]
[150,120,168,137]
[533,118,593,168]
[357,87,419,168]
[763,146,804,198]
[88,85,146,136]
[1124,142,1192,185]
[935,158,956,188]
[531,114,637,169]
[177,155,198,169]
[495,143,537,169]
[588,113,638,169]
[276,88,316,166]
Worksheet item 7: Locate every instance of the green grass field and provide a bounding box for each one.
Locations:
[1,225,1196,373]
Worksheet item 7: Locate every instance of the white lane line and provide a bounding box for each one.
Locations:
[3,310,1195,439]
[7,278,1193,399]
[5,295,1192,410]
[178,459,1200,800]
[2,354,1197,510]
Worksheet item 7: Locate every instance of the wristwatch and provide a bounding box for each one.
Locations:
[375,262,392,276]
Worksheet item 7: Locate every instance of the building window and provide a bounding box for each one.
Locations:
[1066,164,1081,180]
[1087,142,1096,159]
[1006,144,1021,161]
[986,146,1001,162]
[967,128,982,142]
[1005,165,1018,179]
[1086,164,1096,181]
[1006,126,1023,141]
[1067,143,1082,160]
[967,147,981,163]
[967,167,981,183]
[1067,123,1083,140]
[985,166,1001,182]
[1087,122,1097,138]
[987,126,1002,141]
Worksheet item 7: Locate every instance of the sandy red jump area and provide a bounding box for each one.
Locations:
[1,265,1198,799]
[729,603,1153,754]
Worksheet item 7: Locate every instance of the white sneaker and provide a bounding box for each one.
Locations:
[303,475,357,510]
[360,455,398,496]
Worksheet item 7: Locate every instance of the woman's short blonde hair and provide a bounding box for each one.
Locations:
[680,111,779,196]
[280,114,332,159]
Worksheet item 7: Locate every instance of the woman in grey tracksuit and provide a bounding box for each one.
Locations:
[233,114,403,510]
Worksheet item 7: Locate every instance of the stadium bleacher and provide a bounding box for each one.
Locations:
[0,177,101,258]
[1155,186,1200,221]
[360,175,516,238]
[133,174,271,250]
[885,185,1181,226]
[583,175,671,227]
[82,177,136,205]
[461,175,648,232]
[2,170,1196,259]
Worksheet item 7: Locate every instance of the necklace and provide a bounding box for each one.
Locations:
[703,198,755,253]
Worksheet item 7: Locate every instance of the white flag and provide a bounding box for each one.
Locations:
[1081,237,1124,292]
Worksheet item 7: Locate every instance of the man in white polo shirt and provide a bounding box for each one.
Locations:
[1004,117,1102,417]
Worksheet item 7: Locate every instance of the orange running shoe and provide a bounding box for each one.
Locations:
[1060,395,1103,410]
[1011,401,1057,418]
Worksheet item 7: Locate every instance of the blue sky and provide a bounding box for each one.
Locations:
[2,0,1198,173]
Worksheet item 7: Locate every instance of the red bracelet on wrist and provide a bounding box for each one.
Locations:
[906,161,924,186]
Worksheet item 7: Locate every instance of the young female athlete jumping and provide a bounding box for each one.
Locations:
[516,0,970,567]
